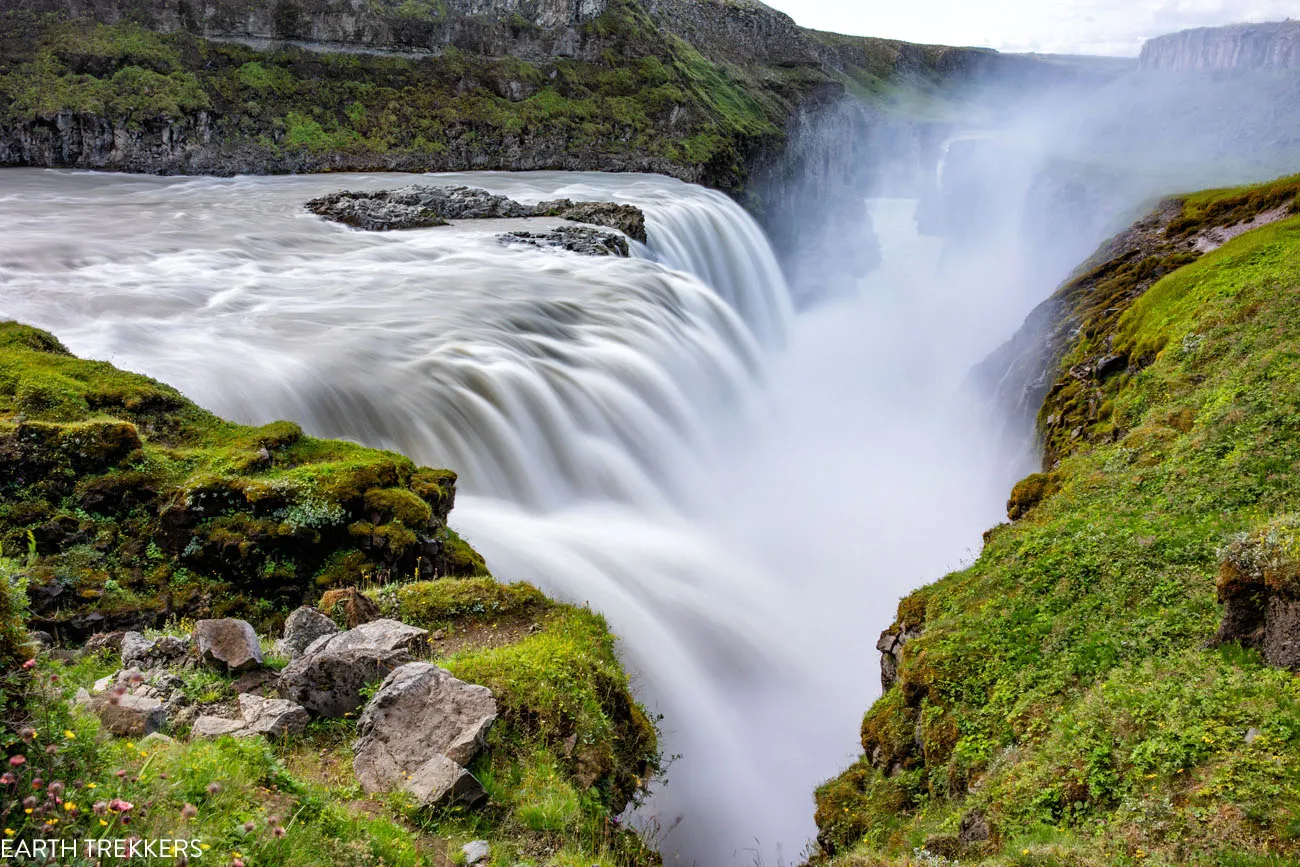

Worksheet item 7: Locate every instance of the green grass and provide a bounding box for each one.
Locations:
[816,183,1300,864]
[0,320,483,634]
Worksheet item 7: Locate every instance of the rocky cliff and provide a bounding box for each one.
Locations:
[1140,20,1300,71]
[816,175,1300,865]
[0,0,1077,205]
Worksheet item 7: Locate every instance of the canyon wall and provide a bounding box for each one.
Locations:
[1140,20,1300,71]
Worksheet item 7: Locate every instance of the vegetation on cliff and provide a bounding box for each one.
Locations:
[0,324,660,865]
[0,5,789,190]
[815,177,1300,864]
[0,320,486,639]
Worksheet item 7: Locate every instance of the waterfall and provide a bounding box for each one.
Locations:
[0,168,802,864]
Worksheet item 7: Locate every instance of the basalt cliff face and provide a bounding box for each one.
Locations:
[1140,20,1300,71]
[0,0,1081,258]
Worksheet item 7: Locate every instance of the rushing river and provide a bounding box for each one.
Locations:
[0,169,1024,865]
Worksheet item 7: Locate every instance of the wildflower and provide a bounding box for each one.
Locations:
[180,803,198,819]
[63,730,75,740]
[18,727,34,743]
[86,782,96,789]
[23,796,37,810]
[273,825,286,839]
[8,755,25,767]
[108,798,134,813]
[115,769,128,779]
[99,819,108,827]
[242,820,256,833]
[2,829,11,836]
[206,782,223,795]
[47,781,64,798]
[44,745,57,755]
[93,801,107,816]
[63,802,77,812]
[0,773,14,785]
[233,860,245,867]
[21,659,35,670]
[31,778,42,790]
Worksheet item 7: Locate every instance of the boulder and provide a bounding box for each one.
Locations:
[120,632,189,669]
[462,840,491,865]
[238,694,310,738]
[403,754,486,809]
[279,647,411,718]
[191,715,248,738]
[959,808,992,845]
[274,607,340,660]
[317,587,383,629]
[353,663,495,807]
[304,618,427,657]
[194,619,264,672]
[94,693,165,737]
[83,631,126,656]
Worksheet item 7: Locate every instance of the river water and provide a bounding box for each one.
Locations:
[0,169,1024,865]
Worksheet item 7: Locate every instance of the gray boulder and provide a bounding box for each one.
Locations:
[274,607,340,660]
[191,715,248,738]
[238,694,310,738]
[462,840,491,865]
[279,646,411,718]
[194,619,264,672]
[120,632,189,669]
[93,693,166,737]
[303,619,427,657]
[353,663,496,808]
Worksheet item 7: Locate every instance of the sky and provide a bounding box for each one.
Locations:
[758,0,1300,56]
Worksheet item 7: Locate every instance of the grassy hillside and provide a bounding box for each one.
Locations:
[814,178,1300,865]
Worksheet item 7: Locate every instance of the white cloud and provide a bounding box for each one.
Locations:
[761,0,1300,56]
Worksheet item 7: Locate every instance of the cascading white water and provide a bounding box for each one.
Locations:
[0,170,1022,866]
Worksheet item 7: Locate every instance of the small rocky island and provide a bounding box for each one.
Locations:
[306,184,646,256]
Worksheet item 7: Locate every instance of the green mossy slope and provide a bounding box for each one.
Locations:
[815,181,1300,865]
[2,578,660,866]
[0,320,486,638]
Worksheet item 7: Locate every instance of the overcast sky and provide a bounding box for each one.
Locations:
[759,0,1300,56]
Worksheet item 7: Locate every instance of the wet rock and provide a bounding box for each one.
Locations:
[29,630,53,648]
[462,840,491,865]
[191,715,248,738]
[305,186,647,242]
[1006,472,1062,521]
[353,663,497,796]
[304,618,427,657]
[279,646,411,718]
[274,606,340,660]
[317,587,382,629]
[306,185,530,230]
[139,732,177,749]
[119,632,154,668]
[194,619,264,672]
[238,694,310,738]
[93,693,165,737]
[502,226,629,257]
[534,198,647,243]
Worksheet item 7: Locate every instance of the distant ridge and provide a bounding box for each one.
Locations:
[1140,19,1300,71]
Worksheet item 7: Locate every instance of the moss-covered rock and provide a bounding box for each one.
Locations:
[0,320,485,638]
